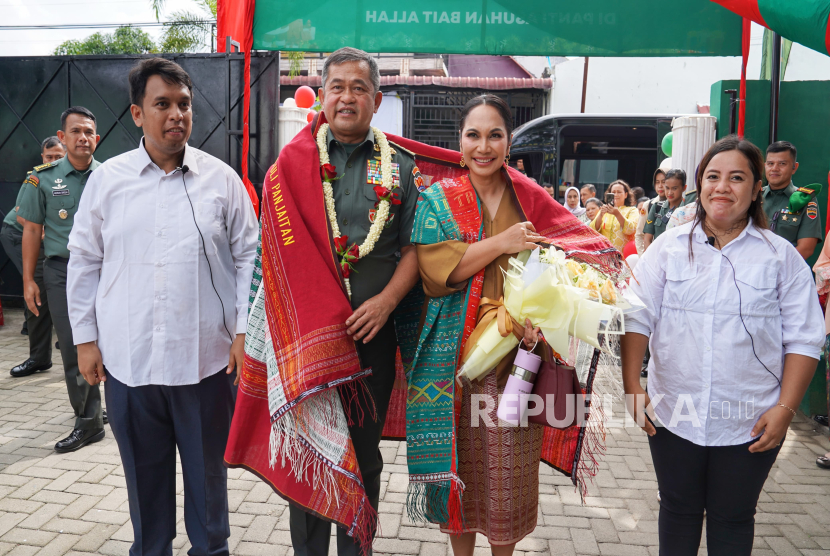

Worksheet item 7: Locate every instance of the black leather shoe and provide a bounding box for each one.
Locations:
[55,341,60,350]
[103,410,108,425]
[20,324,28,335]
[54,428,105,453]
[814,414,829,427]
[10,359,52,377]
[640,368,648,378]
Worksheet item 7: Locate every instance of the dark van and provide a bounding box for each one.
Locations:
[510,114,675,200]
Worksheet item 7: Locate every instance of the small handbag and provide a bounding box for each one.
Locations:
[528,344,584,429]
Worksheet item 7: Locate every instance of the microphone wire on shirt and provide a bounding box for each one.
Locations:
[178,165,234,342]
[707,235,781,387]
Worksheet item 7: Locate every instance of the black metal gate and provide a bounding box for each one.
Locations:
[281,84,547,150]
[0,52,279,301]
[403,88,546,149]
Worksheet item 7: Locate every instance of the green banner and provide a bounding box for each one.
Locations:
[254,0,742,56]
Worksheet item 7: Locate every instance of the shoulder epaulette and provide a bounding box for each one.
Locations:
[387,140,415,158]
[796,185,819,197]
[26,170,32,176]
[788,183,822,214]
[23,175,39,188]
[33,160,59,172]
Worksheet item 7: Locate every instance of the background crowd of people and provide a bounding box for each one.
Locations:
[0,47,827,556]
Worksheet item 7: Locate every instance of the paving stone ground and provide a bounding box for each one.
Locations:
[0,307,826,555]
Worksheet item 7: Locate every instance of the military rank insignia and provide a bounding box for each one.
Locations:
[807,201,819,220]
[23,175,39,188]
[413,165,427,192]
[367,160,400,186]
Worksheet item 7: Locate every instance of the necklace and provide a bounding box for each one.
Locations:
[317,123,395,299]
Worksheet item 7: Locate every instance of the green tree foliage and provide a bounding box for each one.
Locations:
[157,0,216,52]
[54,26,157,55]
[53,0,217,56]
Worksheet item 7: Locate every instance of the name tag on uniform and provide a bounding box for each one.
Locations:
[52,190,70,196]
[367,160,401,187]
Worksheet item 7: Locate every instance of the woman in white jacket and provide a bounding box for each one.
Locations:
[621,135,824,556]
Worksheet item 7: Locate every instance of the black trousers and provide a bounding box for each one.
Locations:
[43,257,102,430]
[648,426,781,556]
[0,223,52,363]
[105,369,235,556]
[289,320,398,556]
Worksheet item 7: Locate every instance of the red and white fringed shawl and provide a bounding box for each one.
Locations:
[225,113,622,554]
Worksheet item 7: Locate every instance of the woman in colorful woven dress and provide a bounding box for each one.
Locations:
[406,95,621,555]
[591,179,639,251]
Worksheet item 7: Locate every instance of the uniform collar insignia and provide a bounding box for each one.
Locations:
[52,178,67,190]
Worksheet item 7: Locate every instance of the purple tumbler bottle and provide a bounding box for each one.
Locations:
[496,348,542,425]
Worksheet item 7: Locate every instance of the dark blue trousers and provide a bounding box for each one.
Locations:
[105,369,234,556]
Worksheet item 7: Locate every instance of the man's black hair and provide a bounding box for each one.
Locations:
[766,141,797,163]
[128,57,193,107]
[40,136,64,151]
[60,106,96,131]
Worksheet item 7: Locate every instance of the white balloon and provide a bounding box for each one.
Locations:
[284,97,297,108]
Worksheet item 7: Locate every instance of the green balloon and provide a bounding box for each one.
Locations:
[661,132,673,157]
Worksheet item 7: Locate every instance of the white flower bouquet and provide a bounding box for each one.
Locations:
[458,247,638,383]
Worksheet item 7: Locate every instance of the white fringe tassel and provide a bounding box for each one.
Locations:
[268,394,342,510]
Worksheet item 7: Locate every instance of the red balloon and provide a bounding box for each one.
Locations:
[622,240,637,259]
[295,86,316,109]
[306,111,314,123]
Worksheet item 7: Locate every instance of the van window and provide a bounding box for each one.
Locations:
[512,151,545,184]
[560,159,619,197]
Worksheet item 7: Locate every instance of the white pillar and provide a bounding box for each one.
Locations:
[671,115,717,193]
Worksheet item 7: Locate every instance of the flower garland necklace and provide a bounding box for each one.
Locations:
[317,123,397,299]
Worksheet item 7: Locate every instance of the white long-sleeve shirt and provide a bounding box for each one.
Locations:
[67,141,259,387]
[626,219,825,446]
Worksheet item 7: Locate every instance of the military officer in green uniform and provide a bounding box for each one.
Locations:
[17,107,105,453]
[0,137,63,376]
[288,47,421,556]
[762,141,823,259]
[644,168,686,249]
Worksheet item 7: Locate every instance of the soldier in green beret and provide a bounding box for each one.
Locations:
[16,107,105,453]
[762,141,823,259]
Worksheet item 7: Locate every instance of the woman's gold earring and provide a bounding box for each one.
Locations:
[460,155,466,168]
[504,154,510,166]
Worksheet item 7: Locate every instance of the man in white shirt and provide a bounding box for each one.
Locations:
[67,58,258,556]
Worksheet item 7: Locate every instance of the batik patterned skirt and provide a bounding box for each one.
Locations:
[440,368,545,545]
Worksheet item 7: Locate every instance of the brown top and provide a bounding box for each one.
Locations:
[415,186,538,386]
